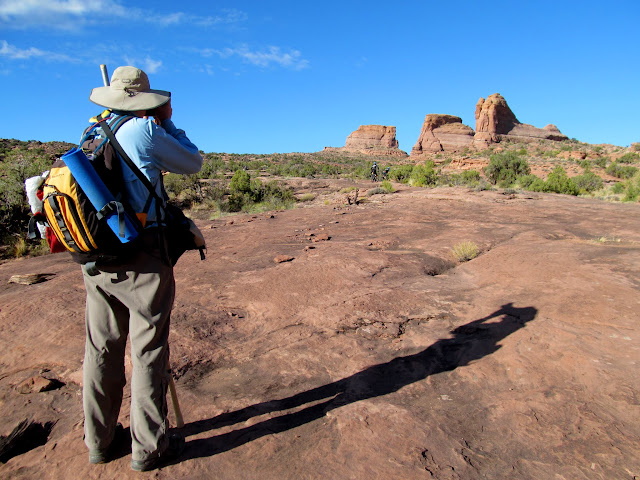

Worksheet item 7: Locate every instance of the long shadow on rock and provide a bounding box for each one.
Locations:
[180,303,537,461]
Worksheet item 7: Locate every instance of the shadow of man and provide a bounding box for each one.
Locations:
[180,302,537,460]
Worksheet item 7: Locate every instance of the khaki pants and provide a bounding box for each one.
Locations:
[82,243,175,461]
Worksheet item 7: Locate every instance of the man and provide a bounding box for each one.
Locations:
[82,66,202,471]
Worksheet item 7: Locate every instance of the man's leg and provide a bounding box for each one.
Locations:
[82,268,129,454]
[125,250,175,463]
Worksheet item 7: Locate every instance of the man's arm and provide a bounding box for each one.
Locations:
[149,99,203,175]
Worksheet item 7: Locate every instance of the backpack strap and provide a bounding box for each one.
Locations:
[99,117,170,264]
[99,118,164,204]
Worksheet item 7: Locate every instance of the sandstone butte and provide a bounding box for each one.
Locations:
[473,93,568,146]
[361,92,570,156]
[331,94,570,157]
[325,125,408,157]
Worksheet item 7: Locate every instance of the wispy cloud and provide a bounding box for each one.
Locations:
[197,45,310,71]
[123,55,163,74]
[0,0,246,30]
[0,40,74,62]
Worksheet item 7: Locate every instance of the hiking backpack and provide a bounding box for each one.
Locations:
[33,113,205,268]
[39,115,154,264]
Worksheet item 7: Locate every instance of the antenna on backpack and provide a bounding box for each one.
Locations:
[100,64,110,87]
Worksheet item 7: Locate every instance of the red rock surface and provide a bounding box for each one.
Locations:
[0,184,639,479]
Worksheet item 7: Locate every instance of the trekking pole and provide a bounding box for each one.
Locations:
[97,64,185,429]
[100,64,110,87]
[168,377,185,428]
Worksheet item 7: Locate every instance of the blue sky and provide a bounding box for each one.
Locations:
[1,0,638,154]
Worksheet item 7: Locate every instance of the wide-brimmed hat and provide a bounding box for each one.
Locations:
[89,66,170,111]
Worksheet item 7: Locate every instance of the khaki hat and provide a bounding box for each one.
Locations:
[89,66,170,111]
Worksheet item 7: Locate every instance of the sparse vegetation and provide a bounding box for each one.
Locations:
[572,171,604,193]
[0,135,636,260]
[380,180,395,193]
[451,241,480,262]
[525,166,579,195]
[617,152,640,164]
[298,193,316,202]
[484,151,531,186]
[606,162,638,179]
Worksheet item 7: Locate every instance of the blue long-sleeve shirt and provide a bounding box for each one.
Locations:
[101,114,203,224]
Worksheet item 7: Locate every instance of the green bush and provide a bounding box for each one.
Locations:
[516,174,539,189]
[593,156,608,168]
[623,182,639,202]
[606,162,638,179]
[390,165,414,183]
[617,152,640,164]
[572,171,604,193]
[544,167,579,195]
[409,162,437,187]
[0,147,55,248]
[485,151,531,186]
[380,180,394,193]
[524,167,578,196]
[611,182,625,194]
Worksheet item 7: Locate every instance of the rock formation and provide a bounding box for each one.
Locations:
[411,114,475,155]
[474,93,568,145]
[329,125,407,156]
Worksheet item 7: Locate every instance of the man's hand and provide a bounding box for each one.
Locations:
[149,99,172,123]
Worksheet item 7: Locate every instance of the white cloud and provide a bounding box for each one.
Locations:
[196,45,309,71]
[0,40,74,62]
[0,0,246,30]
[122,56,162,74]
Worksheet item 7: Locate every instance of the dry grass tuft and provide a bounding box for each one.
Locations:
[451,241,479,262]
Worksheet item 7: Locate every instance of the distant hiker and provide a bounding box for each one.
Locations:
[371,162,379,182]
[81,66,202,471]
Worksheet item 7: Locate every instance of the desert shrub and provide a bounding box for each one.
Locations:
[606,162,638,179]
[526,177,547,192]
[226,170,293,212]
[390,165,414,183]
[461,170,481,184]
[484,151,530,186]
[451,241,479,262]
[199,155,226,178]
[298,193,315,202]
[409,161,437,187]
[617,152,640,164]
[441,169,482,187]
[544,166,579,195]
[380,180,394,193]
[366,187,387,196]
[516,174,539,188]
[473,179,492,191]
[572,171,604,193]
[229,169,251,195]
[593,156,608,168]
[611,182,625,194]
[623,182,639,202]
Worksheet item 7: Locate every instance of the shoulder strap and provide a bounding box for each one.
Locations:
[99,116,170,265]
[99,117,164,204]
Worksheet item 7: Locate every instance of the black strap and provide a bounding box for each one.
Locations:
[96,200,126,238]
